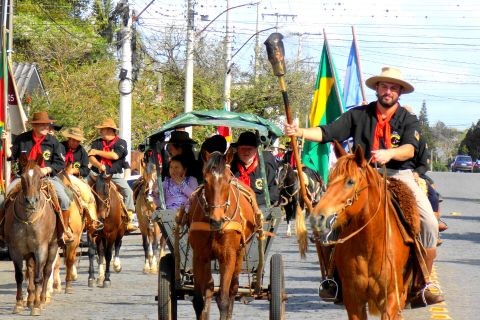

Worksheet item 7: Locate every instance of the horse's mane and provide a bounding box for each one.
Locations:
[23,159,38,172]
[204,151,226,176]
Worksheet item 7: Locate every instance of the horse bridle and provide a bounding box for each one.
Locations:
[321,169,378,245]
[90,179,111,213]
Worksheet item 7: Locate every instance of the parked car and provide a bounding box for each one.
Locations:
[473,160,480,173]
[451,155,473,172]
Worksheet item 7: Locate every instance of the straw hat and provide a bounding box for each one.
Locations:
[62,127,86,142]
[29,111,53,124]
[365,67,414,94]
[95,118,119,130]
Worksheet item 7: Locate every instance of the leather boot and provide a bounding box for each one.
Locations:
[409,247,445,308]
[57,210,74,246]
[125,210,138,232]
[434,211,448,232]
[438,219,448,232]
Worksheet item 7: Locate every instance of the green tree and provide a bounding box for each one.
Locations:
[459,120,480,160]
[418,100,434,150]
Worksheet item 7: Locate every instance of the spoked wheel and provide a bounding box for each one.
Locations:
[269,253,286,320]
[158,253,177,320]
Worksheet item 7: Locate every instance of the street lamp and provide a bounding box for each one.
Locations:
[183,1,259,135]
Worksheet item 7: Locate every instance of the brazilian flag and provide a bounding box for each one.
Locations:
[302,41,344,182]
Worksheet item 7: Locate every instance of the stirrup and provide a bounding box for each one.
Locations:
[94,221,104,231]
[318,278,339,302]
[418,282,443,305]
[410,282,444,308]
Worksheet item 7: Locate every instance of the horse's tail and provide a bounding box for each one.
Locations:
[295,204,308,259]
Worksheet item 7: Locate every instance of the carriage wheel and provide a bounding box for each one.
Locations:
[269,253,286,320]
[158,253,177,320]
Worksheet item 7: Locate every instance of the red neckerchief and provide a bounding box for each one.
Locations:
[29,132,46,167]
[100,136,119,167]
[65,148,75,165]
[289,151,296,168]
[373,105,398,151]
[237,154,258,187]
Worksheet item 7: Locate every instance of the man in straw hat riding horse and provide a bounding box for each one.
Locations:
[60,127,104,231]
[88,118,137,232]
[285,66,444,307]
[0,111,74,246]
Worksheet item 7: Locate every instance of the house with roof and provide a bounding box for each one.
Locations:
[8,62,48,135]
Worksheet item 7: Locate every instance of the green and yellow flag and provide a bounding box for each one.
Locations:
[302,41,344,182]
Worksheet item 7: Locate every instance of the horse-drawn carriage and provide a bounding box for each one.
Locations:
[144,110,286,320]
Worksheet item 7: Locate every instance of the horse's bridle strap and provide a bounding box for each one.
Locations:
[189,221,243,234]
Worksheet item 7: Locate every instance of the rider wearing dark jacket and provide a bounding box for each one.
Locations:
[230,131,279,207]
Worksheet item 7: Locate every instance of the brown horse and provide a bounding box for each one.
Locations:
[135,159,165,273]
[307,142,417,320]
[53,170,85,294]
[4,154,58,316]
[183,150,258,320]
[130,150,144,175]
[89,174,126,288]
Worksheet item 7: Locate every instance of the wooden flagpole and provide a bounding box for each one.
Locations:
[351,26,367,103]
[323,28,345,114]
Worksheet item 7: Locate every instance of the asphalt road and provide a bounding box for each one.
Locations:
[0,172,477,319]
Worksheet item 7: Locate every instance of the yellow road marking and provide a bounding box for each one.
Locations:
[429,266,452,320]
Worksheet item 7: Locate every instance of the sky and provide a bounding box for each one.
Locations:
[131,0,480,130]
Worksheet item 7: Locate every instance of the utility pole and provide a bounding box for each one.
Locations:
[261,13,297,31]
[118,0,133,164]
[223,0,232,111]
[253,2,260,81]
[184,0,195,136]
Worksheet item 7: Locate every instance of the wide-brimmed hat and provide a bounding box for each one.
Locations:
[365,67,414,94]
[277,144,286,150]
[29,111,53,124]
[168,131,197,145]
[62,127,86,142]
[95,118,119,130]
[202,134,227,153]
[231,131,259,148]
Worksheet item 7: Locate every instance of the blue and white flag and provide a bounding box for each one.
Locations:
[343,41,363,110]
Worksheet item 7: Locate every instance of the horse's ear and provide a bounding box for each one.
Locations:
[333,140,347,158]
[354,144,366,166]
[225,146,235,165]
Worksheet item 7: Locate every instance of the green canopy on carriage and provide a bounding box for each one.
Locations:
[146,110,283,146]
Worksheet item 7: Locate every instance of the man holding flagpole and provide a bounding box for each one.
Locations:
[285,66,444,307]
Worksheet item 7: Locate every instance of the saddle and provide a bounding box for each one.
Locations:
[387,177,421,244]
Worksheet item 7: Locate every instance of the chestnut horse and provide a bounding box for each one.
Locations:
[53,170,85,294]
[135,159,165,273]
[307,142,417,320]
[89,174,126,288]
[4,154,58,316]
[184,150,258,320]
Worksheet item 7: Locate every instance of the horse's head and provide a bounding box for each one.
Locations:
[310,141,371,242]
[93,174,112,218]
[19,153,44,211]
[142,159,157,187]
[202,148,234,230]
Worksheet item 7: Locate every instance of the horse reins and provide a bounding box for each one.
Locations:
[13,182,50,225]
[322,169,379,245]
